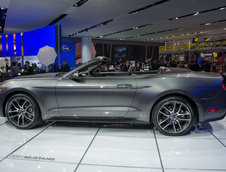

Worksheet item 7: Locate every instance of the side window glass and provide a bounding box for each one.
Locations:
[79,64,100,77]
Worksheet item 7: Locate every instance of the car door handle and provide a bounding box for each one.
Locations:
[117,84,132,89]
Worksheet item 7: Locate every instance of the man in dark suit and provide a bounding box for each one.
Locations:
[23,61,33,75]
[62,60,69,72]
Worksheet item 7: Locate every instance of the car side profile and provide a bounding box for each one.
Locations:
[0,57,225,136]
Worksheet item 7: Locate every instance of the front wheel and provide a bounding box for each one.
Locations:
[5,94,41,129]
[152,96,195,136]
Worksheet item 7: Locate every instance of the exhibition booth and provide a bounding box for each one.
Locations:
[0,0,226,171]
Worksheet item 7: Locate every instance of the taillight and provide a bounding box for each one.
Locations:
[208,109,218,112]
[222,82,226,90]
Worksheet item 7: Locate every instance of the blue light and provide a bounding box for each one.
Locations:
[60,42,76,70]
[16,33,22,56]
[2,35,6,56]
[8,34,14,56]
[198,57,203,63]
[23,25,56,56]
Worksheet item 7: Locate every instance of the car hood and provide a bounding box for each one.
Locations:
[14,73,59,79]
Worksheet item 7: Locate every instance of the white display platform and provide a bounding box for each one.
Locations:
[0,117,225,172]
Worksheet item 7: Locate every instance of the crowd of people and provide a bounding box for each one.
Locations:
[57,60,69,73]
[7,60,70,78]
[9,61,41,77]
[0,60,70,82]
[0,57,225,82]
[109,58,226,73]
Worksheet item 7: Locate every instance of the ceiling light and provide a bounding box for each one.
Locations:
[200,31,203,33]
[70,19,113,37]
[0,7,7,33]
[205,23,211,25]
[128,0,170,14]
[193,12,199,16]
[73,0,88,7]
[175,17,179,20]
[169,6,226,21]
[48,14,68,26]
[133,27,138,30]
[186,33,190,35]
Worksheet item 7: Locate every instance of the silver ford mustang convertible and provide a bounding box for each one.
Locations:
[0,57,225,136]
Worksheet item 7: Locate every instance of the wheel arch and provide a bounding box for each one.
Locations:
[2,89,42,119]
[149,93,200,123]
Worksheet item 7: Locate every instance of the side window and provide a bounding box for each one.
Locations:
[78,63,101,77]
[93,64,109,73]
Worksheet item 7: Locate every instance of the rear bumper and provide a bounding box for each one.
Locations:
[198,90,226,123]
[202,112,226,123]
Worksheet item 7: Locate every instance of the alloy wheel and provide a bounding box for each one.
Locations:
[157,101,192,134]
[7,97,35,128]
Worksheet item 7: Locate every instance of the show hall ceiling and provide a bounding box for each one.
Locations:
[4,0,226,42]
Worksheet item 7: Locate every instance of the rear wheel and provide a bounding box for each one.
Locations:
[5,94,41,129]
[152,96,195,136]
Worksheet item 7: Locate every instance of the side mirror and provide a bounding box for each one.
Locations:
[71,72,84,82]
[73,71,79,77]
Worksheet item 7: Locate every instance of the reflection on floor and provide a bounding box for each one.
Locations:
[0,117,225,172]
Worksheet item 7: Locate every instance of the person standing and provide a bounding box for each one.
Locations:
[57,64,63,72]
[62,60,69,72]
[159,59,167,67]
[202,61,211,72]
[10,62,19,77]
[179,61,184,68]
[23,61,33,75]
[212,62,217,72]
[121,60,130,72]
[17,63,22,73]
[152,59,160,70]
[6,63,9,73]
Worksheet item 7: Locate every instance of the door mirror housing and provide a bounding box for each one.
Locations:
[73,71,79,77]
[70,72,84,82]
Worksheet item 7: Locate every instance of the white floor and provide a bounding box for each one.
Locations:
[0,117,225,172]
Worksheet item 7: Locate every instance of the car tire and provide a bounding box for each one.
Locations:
[5,94,41,129]
[152,96,195,136]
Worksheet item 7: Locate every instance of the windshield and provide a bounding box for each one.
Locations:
[62,59,99,78]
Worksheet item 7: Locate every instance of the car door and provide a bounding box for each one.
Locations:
[94,74,137,117]
[56,74,137,118]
